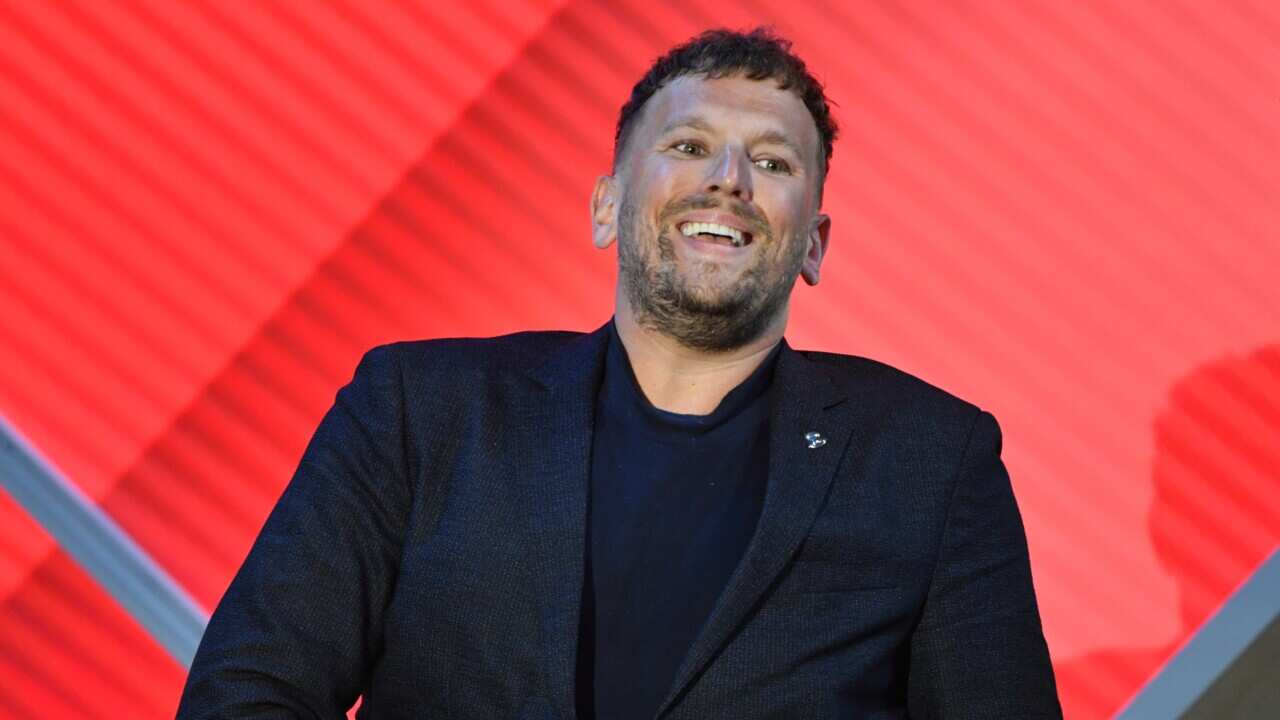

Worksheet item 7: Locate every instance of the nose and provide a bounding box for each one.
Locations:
[704,144,754,202]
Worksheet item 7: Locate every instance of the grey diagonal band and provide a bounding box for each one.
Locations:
[1117,546,1280,720]
[0,413,208,668]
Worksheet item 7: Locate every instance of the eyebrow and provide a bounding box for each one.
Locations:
[660,116,716,135]
[752,129,805,162]
[659,116,806,161]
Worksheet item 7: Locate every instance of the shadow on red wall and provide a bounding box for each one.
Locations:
[1055,344,1280,719]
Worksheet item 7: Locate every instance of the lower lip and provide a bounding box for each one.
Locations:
[678,233,751,255]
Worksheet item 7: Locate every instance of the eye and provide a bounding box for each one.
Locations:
[755,157,792,174]
[671,141,706,156]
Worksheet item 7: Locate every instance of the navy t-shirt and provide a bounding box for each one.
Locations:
[575,320,780,719]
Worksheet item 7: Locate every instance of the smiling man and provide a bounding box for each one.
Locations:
[177,28,1063,719]
[600,70,826,365]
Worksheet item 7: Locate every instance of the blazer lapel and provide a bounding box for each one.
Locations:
[653,342,883,719]
[517,321,612,720]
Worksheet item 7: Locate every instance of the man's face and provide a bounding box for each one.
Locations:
[594,73,830,352]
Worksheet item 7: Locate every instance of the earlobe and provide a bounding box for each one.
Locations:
[591,175,618,249]
[800,213,831,286]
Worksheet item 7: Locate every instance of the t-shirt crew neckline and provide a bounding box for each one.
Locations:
[603,318,783,440]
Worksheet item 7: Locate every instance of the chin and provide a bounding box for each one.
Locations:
[679,267,749,294]
[676,285,756,317]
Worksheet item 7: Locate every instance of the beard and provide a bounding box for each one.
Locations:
[616,192,807,352]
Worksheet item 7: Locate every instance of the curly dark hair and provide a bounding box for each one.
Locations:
[613,27,838,183]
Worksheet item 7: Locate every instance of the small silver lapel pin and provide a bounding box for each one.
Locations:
[805,431,827,449]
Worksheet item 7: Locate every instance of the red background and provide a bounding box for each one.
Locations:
[1,1,1277,717]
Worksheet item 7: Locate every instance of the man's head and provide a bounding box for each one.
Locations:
[592,28,838,352]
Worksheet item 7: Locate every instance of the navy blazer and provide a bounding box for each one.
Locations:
[177,321,1062,719]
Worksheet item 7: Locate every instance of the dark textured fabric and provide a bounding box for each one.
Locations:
[576,321,776,719]
[175,321,1063,719]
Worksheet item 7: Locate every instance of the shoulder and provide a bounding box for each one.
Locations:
[359,328,586,386]
[792,348,989,442]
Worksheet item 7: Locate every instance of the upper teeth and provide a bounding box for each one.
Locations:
[680,222,746,247]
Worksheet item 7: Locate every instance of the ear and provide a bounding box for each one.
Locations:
[591,175,619,249]
[800,213,831,286]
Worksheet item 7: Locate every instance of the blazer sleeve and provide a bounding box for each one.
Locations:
[175,344,411,719]
[906,410,1063,719]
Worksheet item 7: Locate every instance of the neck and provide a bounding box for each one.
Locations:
[613,293,787,415]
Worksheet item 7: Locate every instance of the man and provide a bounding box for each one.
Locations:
[177,28,1062,719]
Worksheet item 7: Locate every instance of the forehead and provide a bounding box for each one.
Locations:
[639,74,819,154]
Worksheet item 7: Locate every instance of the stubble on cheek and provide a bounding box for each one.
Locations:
[625,205,733,312]
[615,198,644,304]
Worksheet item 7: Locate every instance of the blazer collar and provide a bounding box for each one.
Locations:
[527,320,613,393]
[527,319,847,411]
[519,320,872,720]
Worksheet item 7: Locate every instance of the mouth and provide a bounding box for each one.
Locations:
[677,221,753,248]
